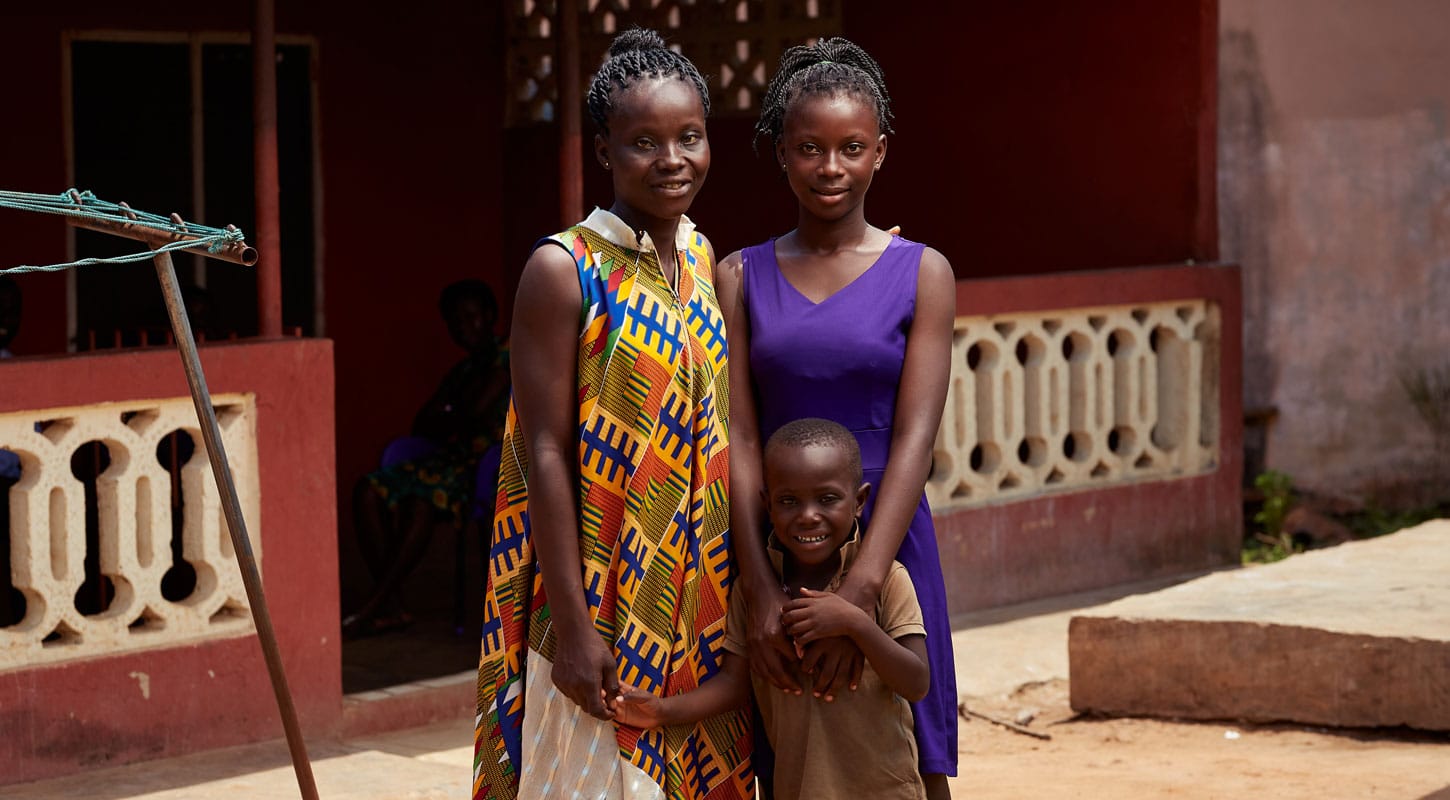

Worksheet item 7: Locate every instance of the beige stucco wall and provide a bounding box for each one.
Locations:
[1220,0,1450,499]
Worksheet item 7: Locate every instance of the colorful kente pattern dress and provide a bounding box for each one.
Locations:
[474,209,752,800]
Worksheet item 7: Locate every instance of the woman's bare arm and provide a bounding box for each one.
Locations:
[841,247,954,602]
[512,242,620,720]
[717,250,802,694]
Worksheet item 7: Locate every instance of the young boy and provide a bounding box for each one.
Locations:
[614,417,930,800]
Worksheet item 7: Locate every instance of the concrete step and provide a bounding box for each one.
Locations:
[1069,520,1450,730]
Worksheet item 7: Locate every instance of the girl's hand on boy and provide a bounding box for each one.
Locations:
[746,586,804,695]
[800,638,863,702]
[612,684,666,729]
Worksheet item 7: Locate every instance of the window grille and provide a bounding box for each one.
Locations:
[506,0,842,125]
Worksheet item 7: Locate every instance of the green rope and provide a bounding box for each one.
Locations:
[0,189,246,275]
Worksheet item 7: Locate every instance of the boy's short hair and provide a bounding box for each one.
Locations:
[764,417,863,485]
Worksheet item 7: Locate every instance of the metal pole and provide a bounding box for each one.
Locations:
[152,249,318,800]
[556,0,583,226]
[253,0,284,336]
[67,215,257,266]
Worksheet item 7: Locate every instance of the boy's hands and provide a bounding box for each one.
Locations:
[783,588,867,642]
[783,589,869,701]
[612,684,667,729]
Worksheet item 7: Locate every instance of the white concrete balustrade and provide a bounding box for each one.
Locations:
[0,396,259,669]
[929,300,1220,509]
[0,301,1218,668]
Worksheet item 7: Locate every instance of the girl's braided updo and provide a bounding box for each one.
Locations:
[586,28,711,133]
[754,37,894,153]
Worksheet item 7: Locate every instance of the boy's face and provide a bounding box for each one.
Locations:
[763,443,869,569]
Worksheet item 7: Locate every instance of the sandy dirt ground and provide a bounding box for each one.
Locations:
[947,680,1450,799]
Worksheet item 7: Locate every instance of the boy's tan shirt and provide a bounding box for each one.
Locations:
[723,533,928,800]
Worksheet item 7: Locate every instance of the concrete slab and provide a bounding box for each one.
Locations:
[1069,520,1450,730]
[951,572,1212,699]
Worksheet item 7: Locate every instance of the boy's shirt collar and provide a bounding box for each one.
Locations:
[764,525,864,593]
[581,207,698,254]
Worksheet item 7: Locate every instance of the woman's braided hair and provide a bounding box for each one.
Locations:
[586,28,710,134]
[754,37,893,153]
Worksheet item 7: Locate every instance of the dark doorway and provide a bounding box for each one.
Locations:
[70,38,317,349]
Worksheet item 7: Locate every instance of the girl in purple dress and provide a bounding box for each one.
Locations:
[716,38,957,799]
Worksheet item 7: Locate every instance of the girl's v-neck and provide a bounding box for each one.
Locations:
[771,234,902,306]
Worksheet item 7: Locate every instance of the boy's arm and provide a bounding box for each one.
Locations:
[614,653,750,728]
[783,589,929,703]
[871,632,929,704]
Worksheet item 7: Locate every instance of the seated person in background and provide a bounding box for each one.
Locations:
[343,279,509,637]
[613,417,932,800]
[0,276,19,359]
[1,276,22,625]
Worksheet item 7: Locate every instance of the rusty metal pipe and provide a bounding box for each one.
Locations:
[152,248,317,800]
[253,0,283,336]
[67,215,258,266]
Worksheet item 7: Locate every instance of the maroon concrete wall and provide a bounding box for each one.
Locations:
[0,338,338,785]
[836,0,1219,274]
[938,263,1243,613]
[309,4,506,604]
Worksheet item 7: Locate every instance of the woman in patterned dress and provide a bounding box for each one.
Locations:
[473,29,752,800]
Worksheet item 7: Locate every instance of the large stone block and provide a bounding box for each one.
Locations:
[1069,521,1450,730]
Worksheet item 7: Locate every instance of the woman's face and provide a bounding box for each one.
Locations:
[776,91,885,223]
[596,76,710,231]
[444,296,493,353]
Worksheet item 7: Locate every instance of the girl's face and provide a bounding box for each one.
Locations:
[595,76,710,231]
[776,91,886,223]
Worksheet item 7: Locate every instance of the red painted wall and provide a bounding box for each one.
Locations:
[937,263,1244,613]
[838,0,1218,275]
[310,5,507,596]
[0,338,338,785]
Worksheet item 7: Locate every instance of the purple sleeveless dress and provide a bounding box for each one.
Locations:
[743,236,958,777]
